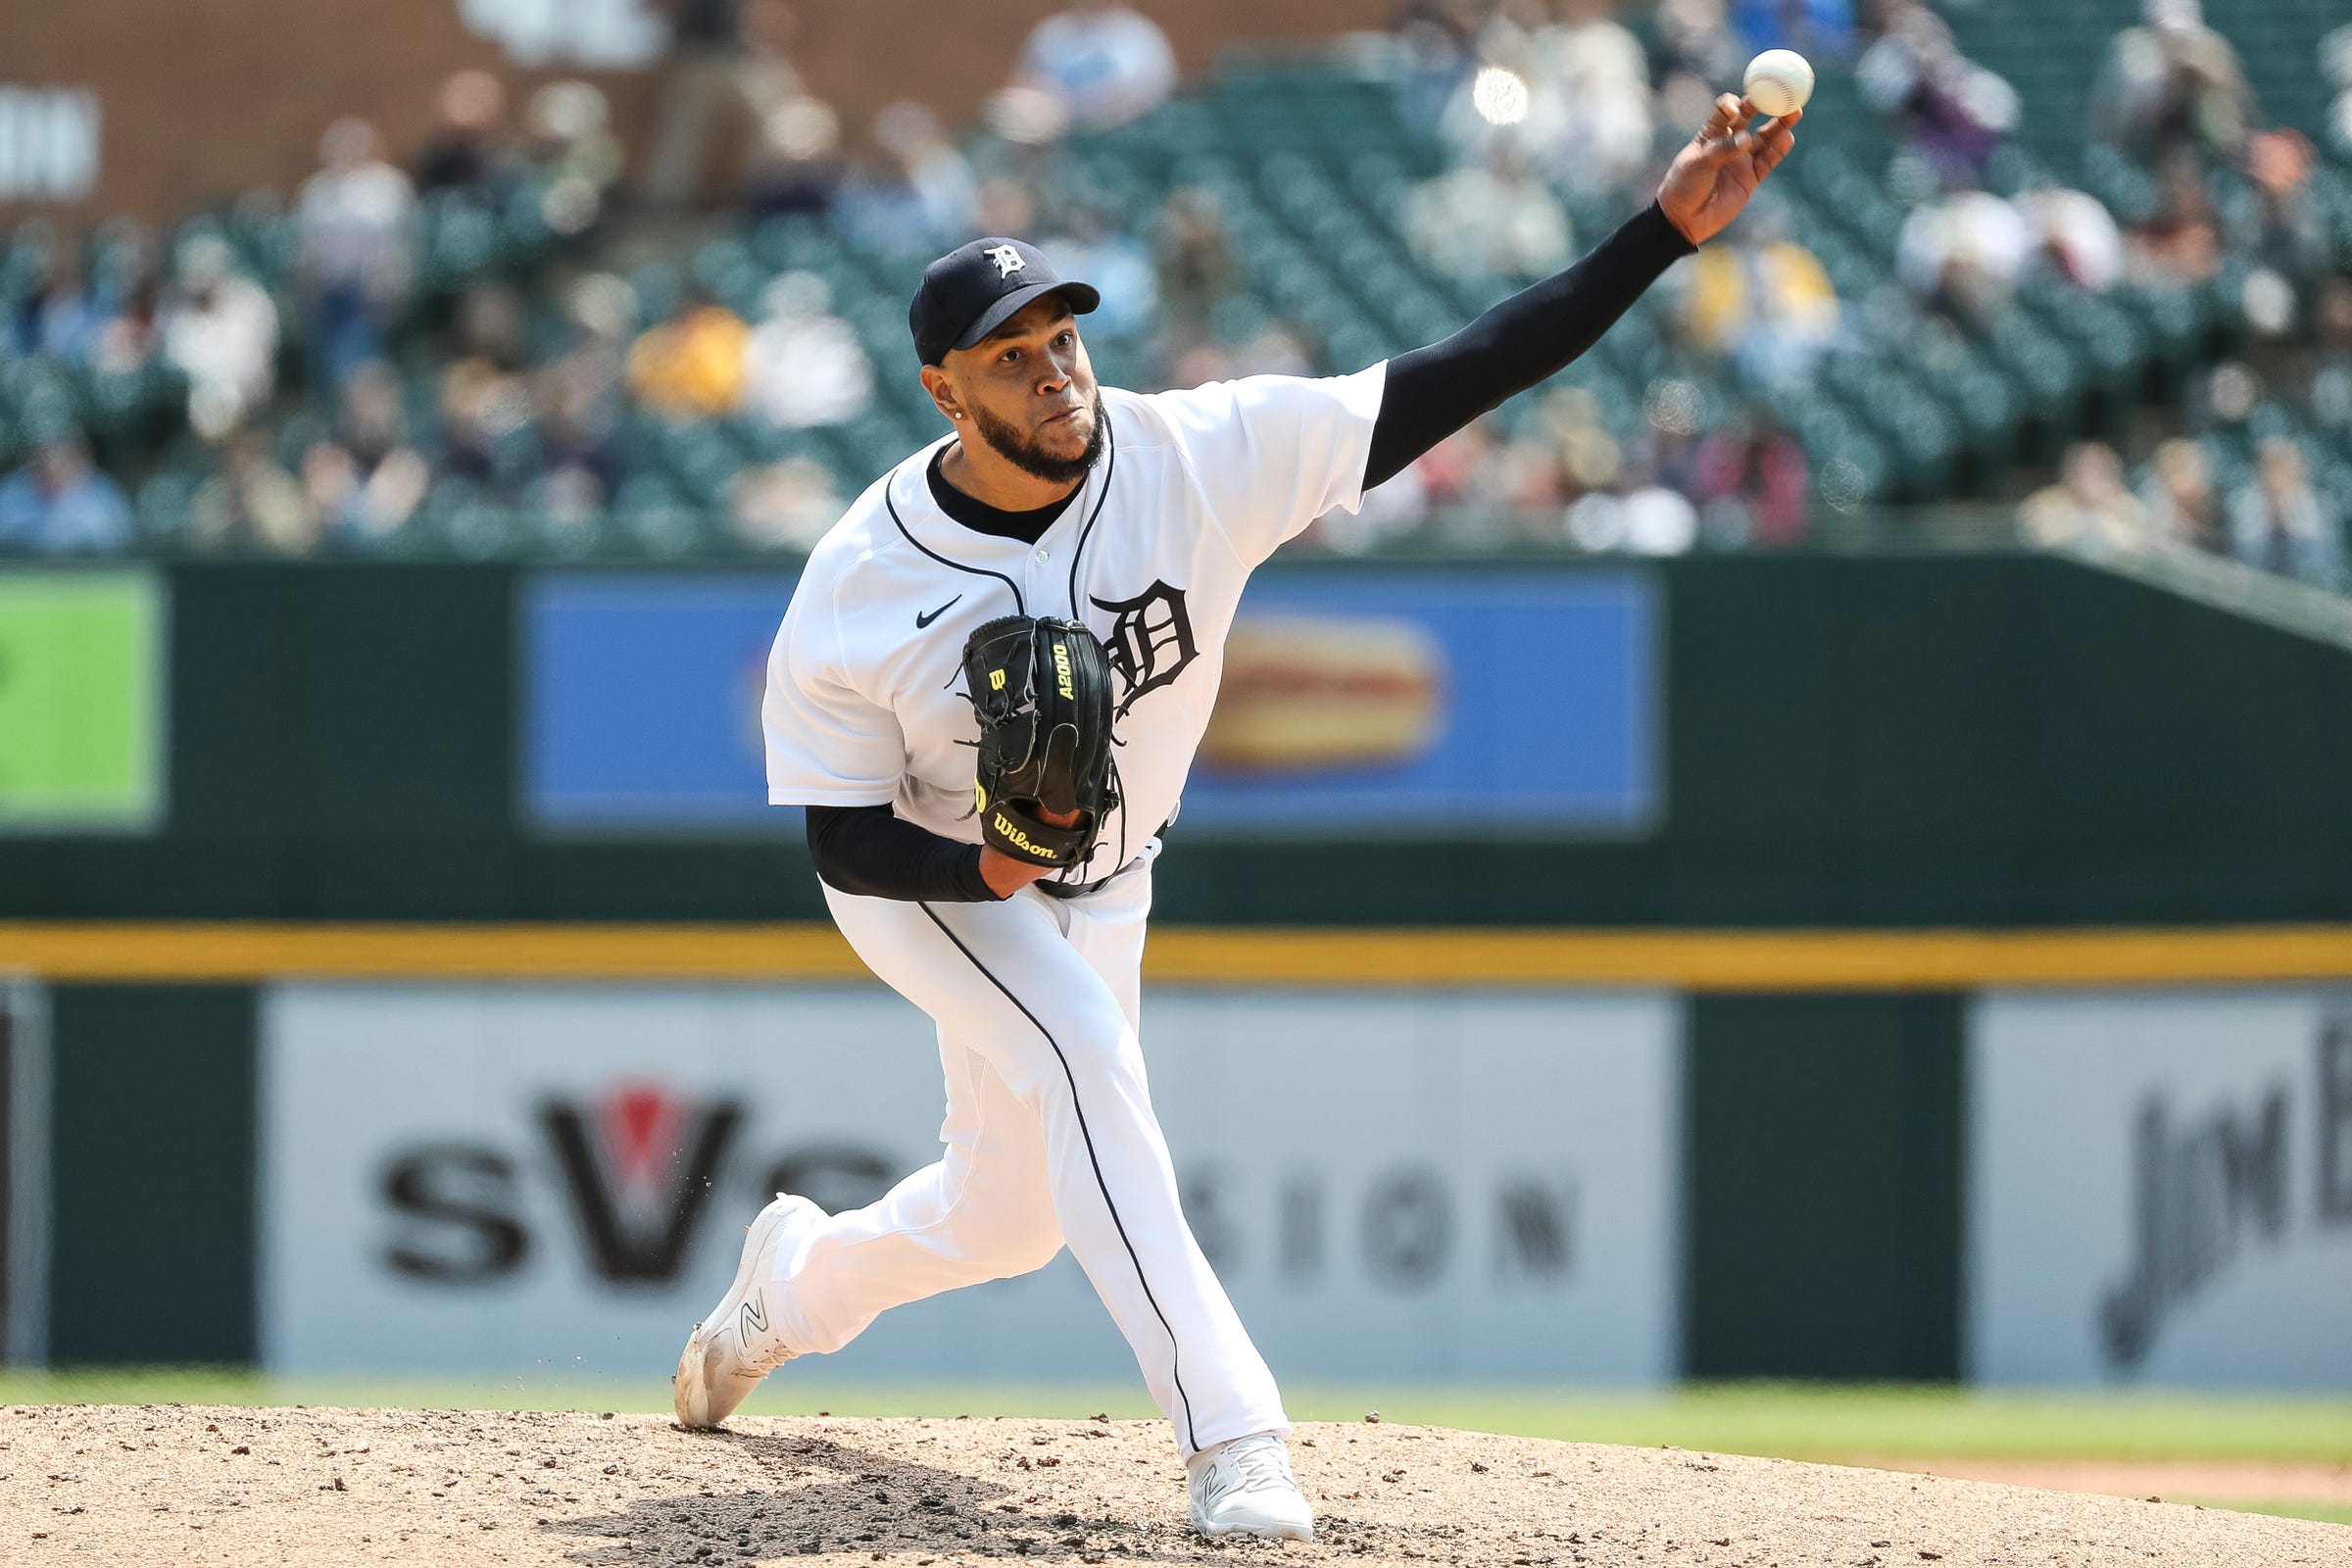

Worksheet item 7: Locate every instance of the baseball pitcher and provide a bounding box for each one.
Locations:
[674,93,1799,1541]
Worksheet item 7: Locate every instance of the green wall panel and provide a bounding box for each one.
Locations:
[47,986,256,1365]
[1685,993,1964,1380]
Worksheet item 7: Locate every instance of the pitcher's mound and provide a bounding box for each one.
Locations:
[5,1405,2343,1566]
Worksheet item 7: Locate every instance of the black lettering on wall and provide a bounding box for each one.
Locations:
[381,1146,528,1282]
[1180,1164,1238,1274]
[1362,1166,1451,1292]
[2099,1083,2291,1371]
[1278,1173,1323,1282]
[1494,1177,1575,1280]
[2322,1020,2352,1224]
[2221,1091,2289,1239]
[542,1102,739,1284]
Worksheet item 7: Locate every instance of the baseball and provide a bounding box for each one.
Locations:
[1743,48,1815,118]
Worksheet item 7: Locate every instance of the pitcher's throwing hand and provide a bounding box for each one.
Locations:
[1659,95,1803,247]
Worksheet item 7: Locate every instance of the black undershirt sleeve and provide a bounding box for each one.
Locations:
[804,802,1001,903]
[1362,202,1698,490]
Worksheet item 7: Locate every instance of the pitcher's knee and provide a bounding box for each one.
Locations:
[988,1221,1065,1280]
[1017,1010,1144,1106]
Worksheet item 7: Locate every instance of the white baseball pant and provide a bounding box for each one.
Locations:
[754,848,1288,1462]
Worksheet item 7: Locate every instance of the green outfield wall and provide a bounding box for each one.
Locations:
[6,552,2352,925]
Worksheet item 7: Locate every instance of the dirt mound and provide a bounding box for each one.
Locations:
[5,1405,2345,1567]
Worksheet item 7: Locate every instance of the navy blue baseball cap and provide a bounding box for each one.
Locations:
[909,236,1100,367]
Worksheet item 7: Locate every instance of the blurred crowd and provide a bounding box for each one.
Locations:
[2003,3,2352,594]
[2,0,2350,589]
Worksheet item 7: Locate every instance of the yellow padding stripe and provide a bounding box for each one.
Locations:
[5,921,2352,988]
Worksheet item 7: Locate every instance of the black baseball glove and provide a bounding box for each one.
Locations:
[961,614,1121,871]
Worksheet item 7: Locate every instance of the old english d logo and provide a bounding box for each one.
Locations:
[1090,579,1197,717]
[541,1084,740,1283]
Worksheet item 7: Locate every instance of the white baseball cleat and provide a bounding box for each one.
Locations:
[1187,1431,1316,1542]
[671,1193,822,1429]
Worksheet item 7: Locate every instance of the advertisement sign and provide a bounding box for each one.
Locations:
[1183,570,1659,834]
[523,573,797,830]
[0,570,165,831]
[1969,990,2352,1388]
[522,567,1660,836]
[261,983,1681,1382]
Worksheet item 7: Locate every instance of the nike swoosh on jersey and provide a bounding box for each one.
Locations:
[915,595,962,628]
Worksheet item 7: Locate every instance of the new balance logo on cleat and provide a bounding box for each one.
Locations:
[739,1294,768,1340]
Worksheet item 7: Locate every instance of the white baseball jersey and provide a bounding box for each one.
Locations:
[762,366,1388,877]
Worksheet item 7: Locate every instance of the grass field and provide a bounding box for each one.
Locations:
[3,1372,2346,1526]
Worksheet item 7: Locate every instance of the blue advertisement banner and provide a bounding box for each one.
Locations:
[1180,569,1658,834]
[524,574,797,830]
[523,568,1660,836]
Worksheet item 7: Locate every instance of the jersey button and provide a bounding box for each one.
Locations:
[1031,548,1049,563]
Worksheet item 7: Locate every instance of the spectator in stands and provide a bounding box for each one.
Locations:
[1392,0,1488,129]
[302,363,430,542]
[2309,276,2352,433]
[1401,142,1573,283]
[1897,187,2030,322]
[1412,417,1502,513]
[523,80,625,237]
[1231,321,1314,379]
[2239,130,2329,342]
[1671,197,1838,390]
[627,289,751,418]
[0,431,134,553]
[89,262,161,381]
[1521,0,1656,199]
[2124,149,2221,287]
[1535,385,1624,508]
[1042,204,1158,340]
[643,0,773,210]
[532,360,627,530]
[1649,0,1747,132]
[2021,440,2150,558]
[1690,413,1810,547]
[743,271,872,429]
[297,118,416,392]
[9,231,102,363]
[837,101,979,258]
[1014,1,1177,133]
[1478,426,1575,518]
[732,454,844,550]
[2017,185,2124,292]
[2328,23,2352,163]
[523,278,631,530]
[1856,0,2018,186]
[190,430,317,555]
[2138,437,2222,556]
[2091,0,2252,169]
[437,287,536,495]
[1565,456,1700,555]
[159,235,279,442]
[415,70,514,198]
[2229,438,2342,592]
[1154,186,1244,351]
[742,93,844,218]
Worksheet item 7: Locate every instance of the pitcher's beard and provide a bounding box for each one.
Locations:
[968,391,1107,485]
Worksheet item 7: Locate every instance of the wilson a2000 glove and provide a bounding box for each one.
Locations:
[960,614,1121,870]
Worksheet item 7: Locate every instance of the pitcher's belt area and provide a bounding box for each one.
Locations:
[1035,816,1172,901]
